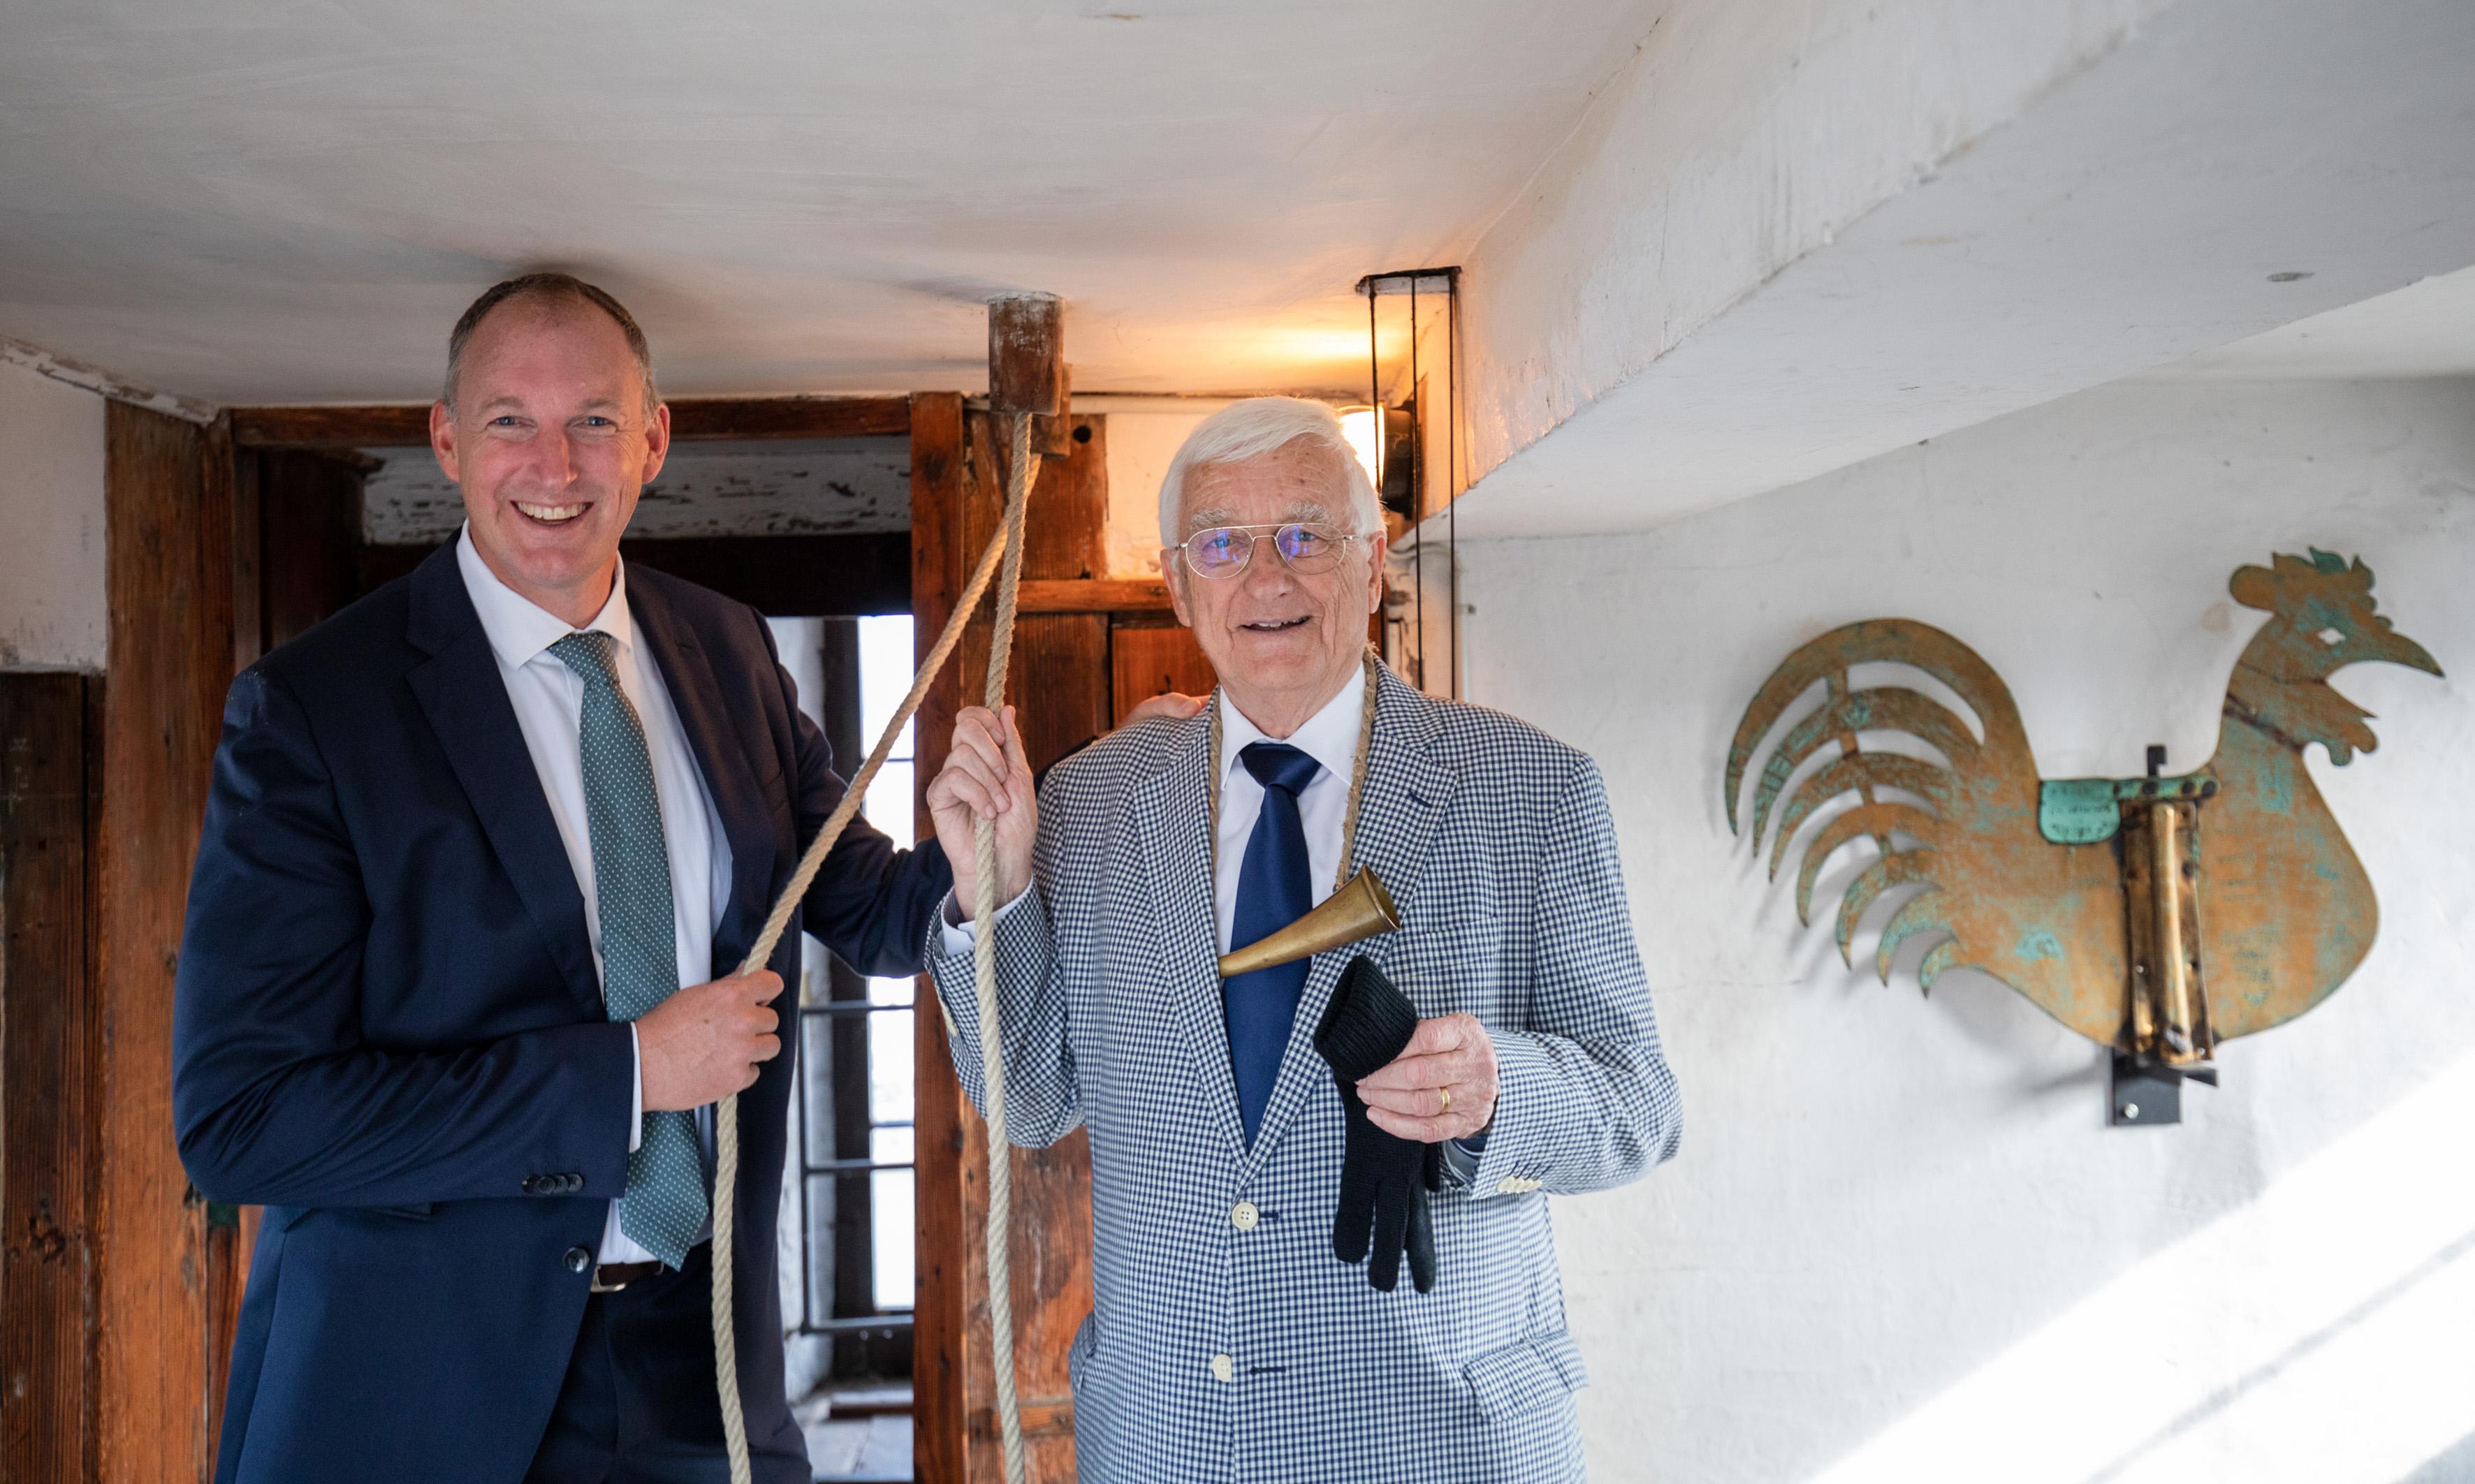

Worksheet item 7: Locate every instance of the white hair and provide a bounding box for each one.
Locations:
[1157,397,1382,548]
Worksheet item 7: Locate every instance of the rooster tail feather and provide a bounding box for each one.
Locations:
[1874,889,1952,985]
[1918,939,1962,997]
[1748,686,1983,845]
[1726,619,2037,832]
[1786,802,1942,921]
[1767,752,1955,868]
[1834,849,1936,966]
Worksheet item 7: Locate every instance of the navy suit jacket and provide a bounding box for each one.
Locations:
[173,545,949,1484]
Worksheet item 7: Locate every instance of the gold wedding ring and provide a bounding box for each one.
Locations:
[1438,1086,1452,1115]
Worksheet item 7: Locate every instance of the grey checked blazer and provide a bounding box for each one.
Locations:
[928,663,1680,1483]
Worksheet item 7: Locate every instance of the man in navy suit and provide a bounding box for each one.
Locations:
[173,273,949,1483]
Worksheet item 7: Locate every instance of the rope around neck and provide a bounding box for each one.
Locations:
[708,412,1039,1484]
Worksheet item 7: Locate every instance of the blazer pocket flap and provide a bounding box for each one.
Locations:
[1464,1332,1589,1422]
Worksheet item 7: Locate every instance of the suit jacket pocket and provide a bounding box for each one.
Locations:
[1464,1331,1589,1422]
[275,1202,435,1230]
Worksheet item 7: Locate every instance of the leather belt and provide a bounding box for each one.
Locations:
[590,1259,664,1294]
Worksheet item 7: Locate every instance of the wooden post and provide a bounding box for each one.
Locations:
[986,295,1063,418]
[910,390,972,1484]
[987,293,1072,460]
[96,400,238,1482]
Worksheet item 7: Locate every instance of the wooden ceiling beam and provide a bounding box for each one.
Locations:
[228,395,912,449]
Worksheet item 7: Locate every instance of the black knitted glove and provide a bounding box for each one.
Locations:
[1315,955,1439,1294]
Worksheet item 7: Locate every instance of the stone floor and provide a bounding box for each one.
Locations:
[795,1384,912,1483]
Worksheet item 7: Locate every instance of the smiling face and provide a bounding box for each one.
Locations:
[1165,436,1387,736]
[429,297,670,626]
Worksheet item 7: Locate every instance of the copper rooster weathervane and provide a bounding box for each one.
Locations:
[1725,550,2441,1124]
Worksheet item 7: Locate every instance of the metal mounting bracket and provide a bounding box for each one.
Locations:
[2112,744,2218,1126]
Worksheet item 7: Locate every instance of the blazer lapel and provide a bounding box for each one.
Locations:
[1243,665,1456,1172]
[1134,708,1249,1163]
[628,577,776,978]
[403,548,601,1017]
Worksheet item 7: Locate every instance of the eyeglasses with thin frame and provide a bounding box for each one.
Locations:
[1176,522,1369,580]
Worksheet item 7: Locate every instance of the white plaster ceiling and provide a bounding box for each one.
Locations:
[2143,263,2475,381]
[0,0,1667,406]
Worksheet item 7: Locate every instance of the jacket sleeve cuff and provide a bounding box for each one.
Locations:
[627,1024,643,1154]
[1467,1031,1556,1198]
[935,883,1032,955]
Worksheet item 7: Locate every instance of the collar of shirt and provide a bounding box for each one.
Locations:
[455,522,636,669]
[1215,668,1366,793]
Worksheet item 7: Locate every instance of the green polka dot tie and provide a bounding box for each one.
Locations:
[552,631,706,1269]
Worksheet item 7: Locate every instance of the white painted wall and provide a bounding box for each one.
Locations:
[1456,376,2475,1481]
[1085,396,1233,578]
[0,357,107,670]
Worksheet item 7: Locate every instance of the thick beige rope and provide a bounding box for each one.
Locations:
[974,412,1035,1484]
[707,425,1036,1484]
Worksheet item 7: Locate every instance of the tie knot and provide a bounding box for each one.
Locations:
[550,631,620,689]
[1239,740,1321,796]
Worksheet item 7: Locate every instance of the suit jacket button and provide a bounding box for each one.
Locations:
[567,1174,585,1193]
[523,1176,542,1195]
[564,1246,592,1274]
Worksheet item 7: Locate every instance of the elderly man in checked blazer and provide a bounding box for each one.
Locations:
[923,397,1680,1481]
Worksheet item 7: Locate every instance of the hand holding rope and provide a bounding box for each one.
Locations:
[708,411,1040,1484]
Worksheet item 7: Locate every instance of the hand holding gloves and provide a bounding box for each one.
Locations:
[1313,955,1440,1293]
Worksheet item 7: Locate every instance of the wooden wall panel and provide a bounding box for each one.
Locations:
[1,674,99,1484]
[1110,622,1216,723]
[100,400,234,1484]
[1015,417,1107,582]
[256,449,366,652]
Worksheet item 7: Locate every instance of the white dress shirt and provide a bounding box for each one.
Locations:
[456,526,734,1265]
[1206,677,1366,950]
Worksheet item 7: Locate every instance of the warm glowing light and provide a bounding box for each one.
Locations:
[1338,405,1383,490]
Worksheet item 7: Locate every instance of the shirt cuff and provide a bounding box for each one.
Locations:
[936,883,1030,955]
[627,1024,644,1154]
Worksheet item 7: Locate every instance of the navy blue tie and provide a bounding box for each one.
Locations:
[1227,742,1324,1144]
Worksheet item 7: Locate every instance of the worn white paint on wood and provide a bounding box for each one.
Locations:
[365,437,910,544]
[1456,374,2475,1483]
[0,358,107,670]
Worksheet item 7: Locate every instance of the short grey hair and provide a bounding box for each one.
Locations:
[1157,397,1382,548]
[443,271,659,417]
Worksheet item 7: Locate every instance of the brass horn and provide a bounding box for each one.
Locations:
[1218,868,1401,978]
